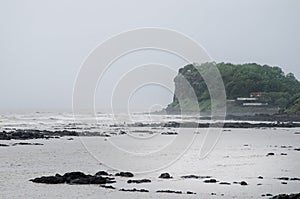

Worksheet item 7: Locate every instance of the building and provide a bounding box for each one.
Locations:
[236,96,268,107]
[250,92,265,98]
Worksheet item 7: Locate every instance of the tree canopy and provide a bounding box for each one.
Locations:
[166,62,300,113]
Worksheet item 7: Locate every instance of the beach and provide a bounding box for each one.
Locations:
[0,113,299,198]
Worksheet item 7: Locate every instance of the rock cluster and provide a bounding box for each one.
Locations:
[30,171,115,185]
[0,129,78,140]
[156,190,182,194]
[270,193,300,199]
[115,172,134,177]
[204,179,218,183]
[129,121,300,128]
[181,175,211,179]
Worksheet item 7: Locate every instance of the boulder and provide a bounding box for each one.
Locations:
[159,173,173,179]
[240,181,248,186]
[115,172,134,177]
[30,175,65,184]
[187,191,196,194]
[203,179,217,183]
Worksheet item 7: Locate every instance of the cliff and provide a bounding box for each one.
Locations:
[165,62,300,115]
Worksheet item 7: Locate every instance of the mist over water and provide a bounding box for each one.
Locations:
[1,0,300,112]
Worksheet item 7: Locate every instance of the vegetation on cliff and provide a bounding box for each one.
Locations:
[285,94,300,114]
[166,62,300,113]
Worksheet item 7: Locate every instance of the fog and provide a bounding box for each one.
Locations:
[0,0,299,113]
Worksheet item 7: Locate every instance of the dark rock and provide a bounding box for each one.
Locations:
[211,193,216,195]
[233,181,248,185]
[267,152,275,156]
[12,142,43,146]
[277,177,289,181]
[156,190,182,194]
[280,153,288,156]
[281,182,288,184]
[115,172,134,177]
[0,144,9,147]
[90,176,115,184]
[258,176,264,179]
[0,129,78,140]
[266,193,273,196]
[63,172,87,183]
[270,193,300,199]
[95,171,109,176]
[204,179,217,183]
[127,179,151,184]
[128,121,300,129]
[240,181,248,186]
[69,177,91,184]
[290,178,300,181]
[181,175,211,179]
[99,134,110,137]
[187,191,196,194]
[119,188,149,193]
[30,175,65,184]
[161,132,178,135]
[294,148,300,151]
[30,171,115,185]
[159,173,173,179]
[219,182,231,185]
[163,122,180,128]
[100,185,116,189]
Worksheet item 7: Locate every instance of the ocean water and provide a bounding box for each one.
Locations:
[0,113,299,198]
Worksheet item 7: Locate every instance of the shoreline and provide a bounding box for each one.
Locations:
[1,121,300,141]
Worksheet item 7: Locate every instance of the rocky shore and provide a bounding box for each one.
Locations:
[30,171,116,185]
[0,129,78,140]
[130,121,300,128]
[1,120,300,141]
[226,113,300,122]
[30,171,300,197]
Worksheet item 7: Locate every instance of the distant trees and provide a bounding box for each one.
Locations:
[216,63,300,100]
[166,62,300,112]
[285,93,300,113]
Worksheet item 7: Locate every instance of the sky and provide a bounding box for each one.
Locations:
[0,0,299,113]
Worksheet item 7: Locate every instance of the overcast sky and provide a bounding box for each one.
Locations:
[0,0,299,113]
